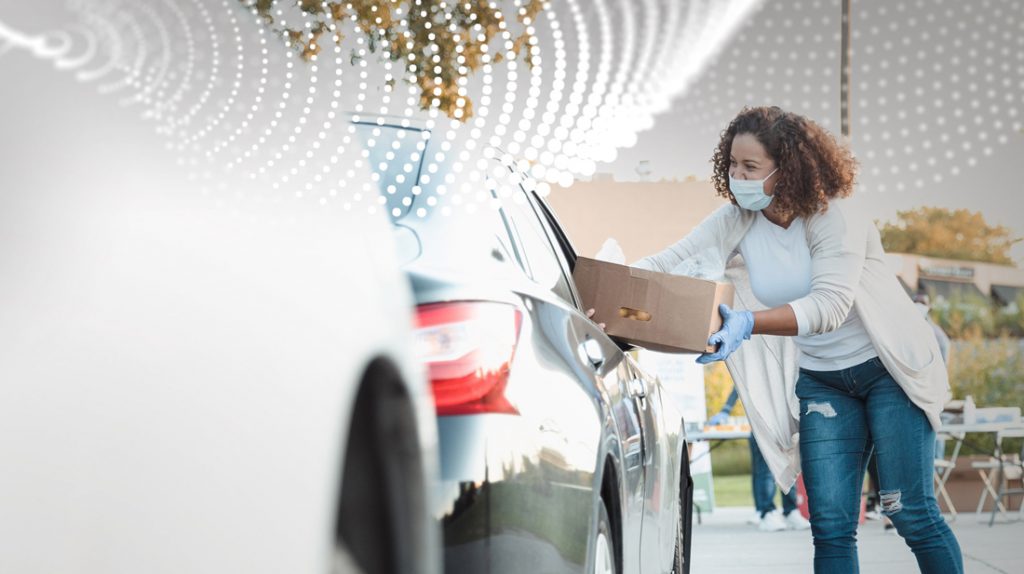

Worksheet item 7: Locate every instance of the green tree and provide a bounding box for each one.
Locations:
[242,0,546,121]
[949,331,1024,408]
[878,207,1020,265]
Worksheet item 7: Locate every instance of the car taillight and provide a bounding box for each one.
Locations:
[414,301,523,416]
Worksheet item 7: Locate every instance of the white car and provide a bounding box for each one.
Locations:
[0,47,440,574]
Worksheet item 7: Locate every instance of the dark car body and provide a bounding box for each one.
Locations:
[355,119,694,574]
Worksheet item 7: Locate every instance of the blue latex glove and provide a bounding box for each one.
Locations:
[707,412,729,426]
[696,304,754,364]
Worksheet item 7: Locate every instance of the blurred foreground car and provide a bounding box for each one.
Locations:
[356,120,695,574]
[0,106,440,573]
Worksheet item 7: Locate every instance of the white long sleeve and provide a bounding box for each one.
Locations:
[786,201,868,336]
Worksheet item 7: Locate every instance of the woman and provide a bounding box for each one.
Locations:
[632,106,962,573]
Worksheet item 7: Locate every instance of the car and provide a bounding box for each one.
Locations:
[0,80,441,574]
[355,119,694,574]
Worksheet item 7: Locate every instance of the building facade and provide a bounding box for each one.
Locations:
[549,176,1024,309]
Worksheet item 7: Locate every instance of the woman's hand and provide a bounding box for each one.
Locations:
[696,304,754,364]
[707,412,729,426]
[586,308,606,332]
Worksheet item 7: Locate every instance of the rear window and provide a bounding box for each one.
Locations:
[396,202,524,282]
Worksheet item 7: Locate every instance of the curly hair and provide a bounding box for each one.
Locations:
[710,106,858,218]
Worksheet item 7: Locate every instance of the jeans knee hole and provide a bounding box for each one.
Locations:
[880,490,903,516]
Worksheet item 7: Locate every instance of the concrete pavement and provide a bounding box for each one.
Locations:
[690,507,1023,573]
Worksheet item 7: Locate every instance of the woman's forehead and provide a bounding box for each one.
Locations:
[730,133,772,161]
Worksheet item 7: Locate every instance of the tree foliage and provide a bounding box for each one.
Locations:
[242,0,546,121]
[946,331,1024,455]
[703,362,744,419]
[930,290,1024,339]
[879,206,1019,265]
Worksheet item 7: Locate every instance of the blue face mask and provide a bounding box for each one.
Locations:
[729,167,778,211]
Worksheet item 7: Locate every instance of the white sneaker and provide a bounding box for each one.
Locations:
[758,510,787,532]
[784,511,811,530]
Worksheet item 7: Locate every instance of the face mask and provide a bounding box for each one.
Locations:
[729,167,778,211]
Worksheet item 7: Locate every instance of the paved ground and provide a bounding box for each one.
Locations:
[690,507,1023,573]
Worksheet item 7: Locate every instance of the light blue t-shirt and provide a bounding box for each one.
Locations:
[739,212,877,371]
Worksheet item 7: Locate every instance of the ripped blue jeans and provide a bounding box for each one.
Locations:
[797,357,963,574]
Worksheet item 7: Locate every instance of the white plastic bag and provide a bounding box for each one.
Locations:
[668,248,725,281]
[594,237,626,264]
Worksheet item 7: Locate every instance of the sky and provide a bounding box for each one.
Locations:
[606,0,1024,262]
[0,0,773,218]
[2,0,1021,261]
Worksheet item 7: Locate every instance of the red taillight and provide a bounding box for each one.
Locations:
[414,301,523,416]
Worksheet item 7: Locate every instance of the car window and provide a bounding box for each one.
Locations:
[531,190,579,272]
[500,187,575,305]
[529,190,636,351]
[494,192,529,275]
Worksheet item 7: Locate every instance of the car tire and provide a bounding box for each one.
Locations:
[672,460,694,574]
[594,501,617,574]
[336,362,428,574]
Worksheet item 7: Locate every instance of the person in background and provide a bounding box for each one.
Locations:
[709,386,811,532]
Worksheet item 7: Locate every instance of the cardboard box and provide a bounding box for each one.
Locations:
[572,257,734,354]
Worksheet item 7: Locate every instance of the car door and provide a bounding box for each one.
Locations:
[626,355,681,573]
[534,191,682,572]
[494,189,624,569]
[568,301,647,572]
[527,189,656,573]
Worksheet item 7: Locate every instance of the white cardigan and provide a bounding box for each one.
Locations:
[634,199,951,491]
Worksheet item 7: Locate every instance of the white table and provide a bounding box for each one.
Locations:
[686,429,753,465]
[687,429,752,442]
[938,421,1020,471]
[939,422,1018,436]
[686,429,752,466]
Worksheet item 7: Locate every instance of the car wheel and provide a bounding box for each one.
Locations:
[336,361,428,574]
[594,501,616,574]
[672,460,694,574]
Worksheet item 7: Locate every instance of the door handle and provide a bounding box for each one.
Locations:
[579,338,605,371]
[628,378,647,399]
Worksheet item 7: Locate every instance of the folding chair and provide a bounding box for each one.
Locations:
[933,430,962,521]
[971,428,1024,526]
